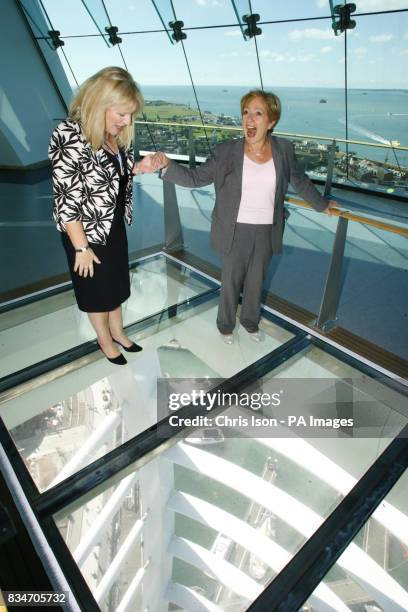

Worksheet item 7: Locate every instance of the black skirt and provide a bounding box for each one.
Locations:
[61,151,130,313]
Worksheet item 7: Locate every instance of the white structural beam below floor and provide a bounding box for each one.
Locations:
[256,437,408,546]
[166,444,408,611]
[168,535,258,600]
[167,490,350,612]
[165,582,223,612]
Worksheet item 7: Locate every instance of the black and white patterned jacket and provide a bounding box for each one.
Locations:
[49,119,134,245]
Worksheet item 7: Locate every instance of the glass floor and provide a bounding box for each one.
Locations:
[0,252,407,612]
[0,255,216,379]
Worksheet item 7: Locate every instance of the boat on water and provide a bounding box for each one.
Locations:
[319,99,327,103]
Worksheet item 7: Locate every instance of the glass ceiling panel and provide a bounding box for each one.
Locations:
[172,0,241,28]
[180,25,261,91]
[251,0,332,21]
[40,0,102,37]
[80,0,110,45]
[51,345,407,611]
[0,295,294,492]
[0,256,215,379]
[47,35,124,86]
[103,0,165,32]
[305,468,408,611]
[114,31,190,88]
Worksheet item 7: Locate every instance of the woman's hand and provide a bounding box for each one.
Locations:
[133,155,155,175]
[152,152,170,171]
[132,152,170,175]
[74,248,101,278]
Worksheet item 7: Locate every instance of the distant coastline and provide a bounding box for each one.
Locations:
[138,95,407,197]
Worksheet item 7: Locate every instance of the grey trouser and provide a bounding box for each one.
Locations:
[216,223,273,334]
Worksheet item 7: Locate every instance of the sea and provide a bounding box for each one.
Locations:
[142,85,408,165]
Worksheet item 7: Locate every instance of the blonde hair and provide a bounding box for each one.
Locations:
[69,66,144,150]
[240,89,281,131]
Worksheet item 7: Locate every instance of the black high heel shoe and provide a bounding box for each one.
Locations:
[112,337,143,353]
[98,343,127,365]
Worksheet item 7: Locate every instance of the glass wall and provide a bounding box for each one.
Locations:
[30,0,408,198]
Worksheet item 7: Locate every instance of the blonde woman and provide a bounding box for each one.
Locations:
[49,67,144,364]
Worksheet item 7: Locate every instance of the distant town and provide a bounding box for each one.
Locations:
[136,101,408,196]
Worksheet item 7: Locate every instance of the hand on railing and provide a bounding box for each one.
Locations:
[133,152,170,175]
[324,200,338,216]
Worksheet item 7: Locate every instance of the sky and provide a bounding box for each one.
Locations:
[37,0,408,89]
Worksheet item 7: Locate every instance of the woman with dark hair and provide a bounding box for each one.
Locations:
[49,66,146,364]
[139,89,336,344]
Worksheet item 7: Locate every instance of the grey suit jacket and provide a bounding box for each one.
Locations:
[162,135,328,255]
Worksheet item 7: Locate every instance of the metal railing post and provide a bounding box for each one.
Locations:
[324,139,336,198]
[133,122,141,162]
[163,181,184,252]
[315,216,349,331]
[188,127,196,169]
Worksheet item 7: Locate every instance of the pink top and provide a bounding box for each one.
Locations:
[237,155,276,224]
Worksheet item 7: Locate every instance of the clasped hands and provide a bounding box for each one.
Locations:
[133,152,169,175]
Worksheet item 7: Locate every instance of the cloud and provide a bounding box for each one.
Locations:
[399,48,408,55]
[355,0,408,9]
[224,30,241,36]
[195,0,223,5]
[258,50,316,63]
[354,47,368,56]
[403,33,408,40]
[220,51,238,57]
[299,54,317,63]
[320,46,333,53]
[263,50,285,61]
[289,28,334,41]
[316,0,326,7]
[369,33,394,43]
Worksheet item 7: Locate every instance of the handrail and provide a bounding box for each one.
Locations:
[286,196,408,237]
[134,119,408,151]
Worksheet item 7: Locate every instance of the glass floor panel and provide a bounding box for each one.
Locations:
[306,468,408,611]
[0,255,215,379]
[0,296,294,492]
[51,346,407,612]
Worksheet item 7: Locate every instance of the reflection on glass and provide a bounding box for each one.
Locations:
[49,343,407,610]
[337,222,408,359]
[305,469,408,611]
